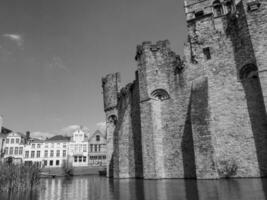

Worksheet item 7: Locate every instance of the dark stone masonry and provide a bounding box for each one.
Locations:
[102,0,267,179]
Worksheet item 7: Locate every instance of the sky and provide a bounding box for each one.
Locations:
[0,0,187,134]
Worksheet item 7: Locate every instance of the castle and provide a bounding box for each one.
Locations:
[102,0,267,179]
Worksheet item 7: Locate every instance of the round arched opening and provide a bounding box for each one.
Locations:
[151,89,170,101]
[239,63,258,80]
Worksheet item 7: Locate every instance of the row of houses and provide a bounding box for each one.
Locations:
[0,126,107,168]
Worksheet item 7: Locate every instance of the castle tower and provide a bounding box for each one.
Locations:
[135,40,185,178]
[184,0,267,177]
[102,72,121,177]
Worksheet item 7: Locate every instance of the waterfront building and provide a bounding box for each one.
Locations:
[68,128,89,167]
[42,135,70,168]
[24,138,44,167]
[3,132,26,164]
[88,130,106,167]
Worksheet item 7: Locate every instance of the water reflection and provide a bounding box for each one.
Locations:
[1,177,267,200]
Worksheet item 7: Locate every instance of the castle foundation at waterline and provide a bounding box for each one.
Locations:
[102,0,267,179]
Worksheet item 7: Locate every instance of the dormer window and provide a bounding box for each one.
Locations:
[213,0,223,17]
[96,135,100,141]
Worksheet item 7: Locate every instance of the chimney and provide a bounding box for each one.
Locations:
[26,131,30,141]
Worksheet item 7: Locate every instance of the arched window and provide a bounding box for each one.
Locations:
[108,115,117,125]
[239,63,258,80]
[224,0,234,14]
[151,89,170,101]
[213,0,223,17]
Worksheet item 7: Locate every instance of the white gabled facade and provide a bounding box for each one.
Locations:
[88,130,107,167]
[68,129,88,167]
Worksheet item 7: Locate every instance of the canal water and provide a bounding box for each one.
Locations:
[1,176,267,200]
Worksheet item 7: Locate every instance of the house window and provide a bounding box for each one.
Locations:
[63,143,66,148]
[79,156,82,162]
[203,47,211,60]
[56,160,60,166]
[98,145,101,152]
[83,156,86,162]
[63,150,66,157]
[9,147,13,155]
[11,139,14,144]
[37,144,41,148]
[19,147,23,155]
[44,160,47,166]
[5,147,8,154]
[16,138,19,143]
[75,144,78,152]
[50,150,54,157]
[96,135,100,141]
[44,150,48,158]
[25,151,29,158]
[103,155,106,160]
[83,144,87,152]
[6,138,9,144]
[94,145,98,152]
[74,156,77,162]
[14,147,18,155]
[31,151,35,158]
[50,160,53,166]
[37,151,40,158]
[32,144,35,148]
[90,144,93,152]
[56,150,60,157]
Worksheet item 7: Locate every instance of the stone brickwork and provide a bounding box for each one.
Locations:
[102,0,267,179]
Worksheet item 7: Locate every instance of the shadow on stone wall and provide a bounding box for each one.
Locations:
[227,2,267,178]
[182,94,197,178]
[131,79,144,178]
[241,78,267,177]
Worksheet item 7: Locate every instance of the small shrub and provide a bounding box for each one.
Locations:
[0,162,41,193]
[218,159,238,178]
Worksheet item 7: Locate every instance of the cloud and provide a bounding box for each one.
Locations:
[96,122,106,136]
[48,56,69,72]
[2,34,23,47]
[31,131,54,140]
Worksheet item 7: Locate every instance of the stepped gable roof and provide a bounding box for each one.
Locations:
[0,127,12,138]
[88,130,106,142]
[46,135,70,142]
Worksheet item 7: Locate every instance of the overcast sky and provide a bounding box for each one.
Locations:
[0,0,186,134]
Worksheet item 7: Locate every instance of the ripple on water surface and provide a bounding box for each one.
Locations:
[1,176,267,200]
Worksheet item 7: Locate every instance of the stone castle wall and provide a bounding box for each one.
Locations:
[102,0,267,179]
